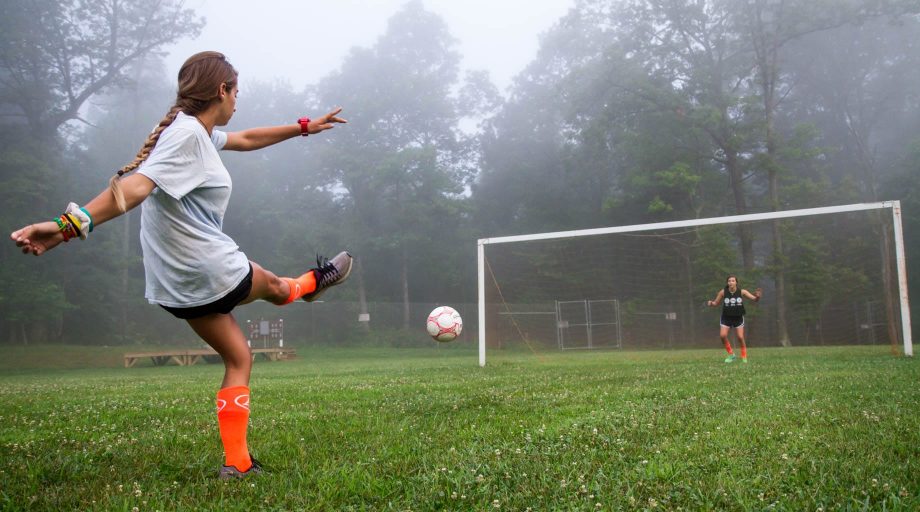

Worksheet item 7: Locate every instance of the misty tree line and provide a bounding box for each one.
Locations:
[1,0,918,346]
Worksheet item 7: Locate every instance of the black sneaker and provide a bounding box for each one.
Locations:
[302,251,353,302]
[218,455,263,480]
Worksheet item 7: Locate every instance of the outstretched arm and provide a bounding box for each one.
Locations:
[707,289,725,307]
[10,174,155,256]
[223,107,347,151]
[742,288,763,302]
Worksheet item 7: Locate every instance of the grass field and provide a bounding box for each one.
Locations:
[1,345,918,511]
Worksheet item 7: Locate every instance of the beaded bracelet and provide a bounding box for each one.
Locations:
[55,216,77,242]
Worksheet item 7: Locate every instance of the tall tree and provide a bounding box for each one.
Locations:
[731,0,919,347]
[0,0,203,140]
[311,1,482,328]
[75,56,173,343]
[611,0,762,269]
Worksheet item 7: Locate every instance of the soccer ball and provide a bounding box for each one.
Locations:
[427,306,463,342]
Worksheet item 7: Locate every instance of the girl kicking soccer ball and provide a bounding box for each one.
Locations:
[706,274,762,363]
[10,51,353,479]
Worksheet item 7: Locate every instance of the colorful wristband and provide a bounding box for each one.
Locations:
[298,117,311,137]
[65,202,90,239]
[55,216,75,242]
[80,207,94,233]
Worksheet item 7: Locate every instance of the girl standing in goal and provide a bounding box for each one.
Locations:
[10,51,353,479]
[706,274,762,363]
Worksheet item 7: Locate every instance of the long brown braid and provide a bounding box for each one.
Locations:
[108,51,238,211]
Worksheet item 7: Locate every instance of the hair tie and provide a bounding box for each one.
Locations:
[117,170,125,176]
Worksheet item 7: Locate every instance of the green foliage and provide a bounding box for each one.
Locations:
[0,0,203,138]
[2,1,919,346]
[311,2,476,305]
[883,137,920,328]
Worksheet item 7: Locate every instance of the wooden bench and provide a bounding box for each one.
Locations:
[124,348,297,368]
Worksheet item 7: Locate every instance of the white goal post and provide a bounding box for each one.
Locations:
[477,201,913,366]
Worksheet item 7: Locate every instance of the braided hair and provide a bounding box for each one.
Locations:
[109,51,238,211]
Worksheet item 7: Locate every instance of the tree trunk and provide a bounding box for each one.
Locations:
[121,211,130,342]
[765,91,791,347]
[401,244,410,330]
[356,258,370,333]
[848,113,901,353]
[726,150,754,271]
[769,202,791,347]
[755,8,791,347]
[684,250,696,346]
[766,103,791,347]
[879,228,900,353]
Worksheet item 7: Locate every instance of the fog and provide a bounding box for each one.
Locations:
[1,0,918,354]
[165,0,574,93]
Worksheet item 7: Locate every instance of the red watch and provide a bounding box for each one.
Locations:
[298,117,311,137]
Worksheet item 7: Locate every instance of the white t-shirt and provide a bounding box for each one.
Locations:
[137,112,250,308]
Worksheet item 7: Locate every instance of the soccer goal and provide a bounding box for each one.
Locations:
[477,201,912,366]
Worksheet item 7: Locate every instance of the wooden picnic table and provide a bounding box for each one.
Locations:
[124,347,296,368]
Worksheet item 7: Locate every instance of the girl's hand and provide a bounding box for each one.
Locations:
[755,288,763,298]
[10,222,64,256]
[308,107,347,134]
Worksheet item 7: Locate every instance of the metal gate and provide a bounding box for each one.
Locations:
[556,299,622,350]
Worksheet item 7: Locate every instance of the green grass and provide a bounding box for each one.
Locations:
[1,345,918,511]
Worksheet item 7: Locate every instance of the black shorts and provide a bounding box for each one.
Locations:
[160,264,254,320]
[720,314,744,329]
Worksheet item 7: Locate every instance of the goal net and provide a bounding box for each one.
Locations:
[477,202,912,365]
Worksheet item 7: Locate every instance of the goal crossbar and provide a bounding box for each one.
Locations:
[477,201,912,365]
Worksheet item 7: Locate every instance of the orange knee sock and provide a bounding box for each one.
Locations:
[741,345,747,358]
[281,271,317,304]
[723,340,734,355]
[216,385,252,471]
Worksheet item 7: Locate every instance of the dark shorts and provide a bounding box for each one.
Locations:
[160,264,254,320]
[720,314,744,329]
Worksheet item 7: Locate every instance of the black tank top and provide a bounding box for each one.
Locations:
[722,286,745,317]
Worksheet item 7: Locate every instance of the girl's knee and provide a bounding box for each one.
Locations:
[224,350,253,371]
